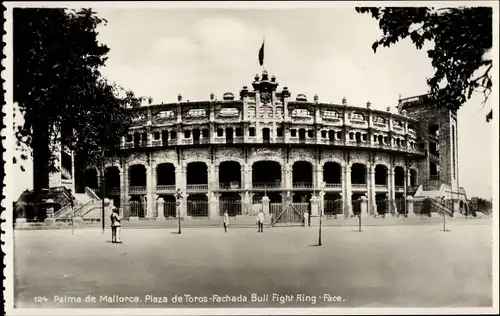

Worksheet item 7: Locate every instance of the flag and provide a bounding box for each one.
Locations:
[258,41,264,66]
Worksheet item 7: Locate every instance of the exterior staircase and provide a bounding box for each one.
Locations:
[53,187,103,221]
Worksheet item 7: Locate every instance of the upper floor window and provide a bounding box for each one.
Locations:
[132,114,146,122]
[184,130,191,138]
[292,109,311,118]
[393,119,404,129]
[321,130,327,138]
[290,129,297,137]
[323,110,340,119]
[247,106,256,118]
[187,108,206,118]
[275,106,283,117]
[219,108,239,117]
[157,110,175,119]
[126,135,133,142]
[249,127,256,137]
[217,128,224,137]
[154,132,160,140]
[373,116,386,124]
[259,105,273,118]
[351,112,365,121]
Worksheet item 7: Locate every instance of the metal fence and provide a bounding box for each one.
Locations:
[324,199,343,217]
[129,200,145,218]
[352,199,362,216]
[219,199,242,217]
[270,202,305,226]
[413,198,432,216]
[164,201,177,218]
[187,200,209,218]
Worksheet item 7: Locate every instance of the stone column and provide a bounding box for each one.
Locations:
[285,163,293,190]
[151,161,158,217]
[315,164,323,190]
[407,195,415,216]
[239,192,247,216]
[120,164,129,219]
[157,197,166,220]
[369,169,376,216]
[360,195,368,215]
[244,164,252,190]
[388,169,395,215]
[145,164,153,218]
[345,165,353,217]
[211,164,218,191]
[310,195,320,227]
[208,192,219,219]
[261,195,270,217]
[180,194,189,218]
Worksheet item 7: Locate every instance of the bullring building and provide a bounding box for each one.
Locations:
[39,69,467,223]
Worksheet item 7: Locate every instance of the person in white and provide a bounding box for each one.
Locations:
[303,211,309,227]
[110,207,122,244]
[223,210,229,233]
[256,209,265,233]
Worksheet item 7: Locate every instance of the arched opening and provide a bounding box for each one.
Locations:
[410,169,417,187]
[104,167,120,196]
[84,168,98,191]
[219,161,241,189]
[352,193,364,215]
[293,161,313,188]
[156,163,175,190]
[429,123,440,137]
[355,132,362,142]
[161,130,169,146]
[193,128,201,144]
[351,163,366,184]
[262,128,270,143]
[253,192,282,204]
[219,192,242,216]
[129,165,146,187]
[129,195,146,218]
[158,195,176,218]
[133,133,141,147]
[252,161,281,188]
[394,166,405,187]
[375,165,388,185]
[187,194,208,218]
[225,127,233,144]
[293,192,312,203]
[324,193,343,216]
[323,162,341,185]
[187,162,208,189]
[375,193,387,215]
[328,130,335,141]
[298,128,306,141]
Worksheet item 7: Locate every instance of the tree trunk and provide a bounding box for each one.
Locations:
[32,123,50,194]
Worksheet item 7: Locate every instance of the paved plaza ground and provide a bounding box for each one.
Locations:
[14,220,493,309]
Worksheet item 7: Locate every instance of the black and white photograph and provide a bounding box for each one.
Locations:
[2,1,498,315]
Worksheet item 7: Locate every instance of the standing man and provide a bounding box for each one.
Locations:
[110,207,122,244]
[256,209,265,233]
[223,210,229,233]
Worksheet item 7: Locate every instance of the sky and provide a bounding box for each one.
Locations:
[7,3,498,200]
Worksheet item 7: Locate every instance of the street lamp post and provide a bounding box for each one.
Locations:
[175,189,183,234]
[318,182,325,246]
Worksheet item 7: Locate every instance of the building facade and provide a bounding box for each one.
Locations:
[58,70,462,221]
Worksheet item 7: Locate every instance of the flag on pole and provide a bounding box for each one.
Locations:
[258,40,265,66]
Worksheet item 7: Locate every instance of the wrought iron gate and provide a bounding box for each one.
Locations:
[324,199,343,217]
[187,200,208,218]
[270,202,306,226]
[219,199,242,217]
[129,200,145,218]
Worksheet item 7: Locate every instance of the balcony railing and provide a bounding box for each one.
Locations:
[275,137,284,143]
[351,184,367,189]
[106,187,120,195]
[214,137,225,143]
[151,139,163,147]
[252,181,282,189]
[325,183,342,189]
[186,184,208,191]
[375,184,388,190]
[293,182,313,188]
[157,185,175,192]
[429,175,440,181]
[219,182,241,190]
[129,186,147,194]
[395,185,405,192]
[233,136,244,144]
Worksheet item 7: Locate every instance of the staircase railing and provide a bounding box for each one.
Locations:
[53,204,72,219]
[60,166,72,179]
[430,197,454,216]
[74,199,100,218]
[85,187,100,200]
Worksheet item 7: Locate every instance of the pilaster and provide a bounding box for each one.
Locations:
[145,163,153,218]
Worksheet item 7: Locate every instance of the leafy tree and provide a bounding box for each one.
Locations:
[355,7,493,120]
[13,8,141,193]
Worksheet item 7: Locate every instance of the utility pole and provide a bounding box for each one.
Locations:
[175,189,183,234]
[101,150,105,235]
[318,182,325,246]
